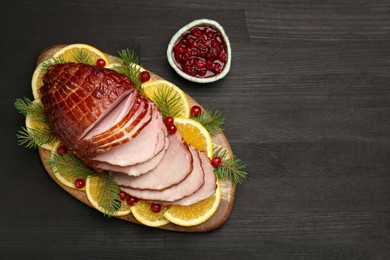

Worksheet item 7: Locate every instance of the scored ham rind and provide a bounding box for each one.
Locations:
[92,105,167,166]
[112,132,193,191]
[41,63,135,149]
[119,146,205,202]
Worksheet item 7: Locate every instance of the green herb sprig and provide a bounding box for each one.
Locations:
[95,173,122,217]
[153,86,183,118]
[41,57,66,70]
[47,153,95,179]
[74,49,94,65]
[191,109,224,136]
[213,146,248,184]
[114,49,143,92]
[15,97,47,123]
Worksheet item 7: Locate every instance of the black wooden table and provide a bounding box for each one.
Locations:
[1,0,389,259]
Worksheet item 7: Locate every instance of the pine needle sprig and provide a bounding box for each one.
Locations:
[153,86,182,117]
[191,109,224,136]
[14,97,47,123]
[17,127,56,149]
[213,145,248,184]
[96,173,121,217]
[74,49,94,65]
[47,153,95,179]
[116,49,143,92]
[41,57,65,70]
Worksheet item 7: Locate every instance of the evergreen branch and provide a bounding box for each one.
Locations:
[96,173,121,217]
[116,49,143,92]
[213,146,248,184]
[41,57,65,70]
[48,153,95,179]
[14,97,47,123]
[74,49,94,65]
[17,127,56,149]
[153,86,182,117]
[191,109,224,136]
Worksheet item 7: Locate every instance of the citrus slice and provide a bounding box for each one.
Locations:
[86,176,131,216]
[142,79,190,118]
[130,201,170,227]
[49,141,87,190]
[53,44,110,66]
[25,107,58,151]
[163,179,221,226]
[31,63,47,101]
[174,118,213,158]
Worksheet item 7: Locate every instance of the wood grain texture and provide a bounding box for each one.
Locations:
[1,0,390,259]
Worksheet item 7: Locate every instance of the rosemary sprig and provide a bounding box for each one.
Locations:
[115,49,143,92]
[153,86,182,117]
[41,57,65,70]
[191,109,224,136]
[17,127,56,149]
[213,146,248,184]
[74,49,94,65]
[14,97,47,123]
[47,153,95,179]
[95,173,121,217]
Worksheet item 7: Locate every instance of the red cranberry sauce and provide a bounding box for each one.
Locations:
[172,25,228,78]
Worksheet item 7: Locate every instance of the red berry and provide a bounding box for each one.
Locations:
[119,191,127,200]
[151,203,161,213]
[190,105,202,117]
[167,124,177,135]
[126,196,139,206]
[140,71,151,83]
[197,69,207,77]
[211,157,222,167]
[164,116,174,126]
[213,63,222,73]
[74,178,86,189]
[96,59,106,67]
[219,53,227,63]
[57,146,68,155]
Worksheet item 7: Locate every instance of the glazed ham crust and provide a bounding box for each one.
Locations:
[41,63,135,149]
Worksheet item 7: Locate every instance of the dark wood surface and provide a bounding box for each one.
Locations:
[1,0,389,259]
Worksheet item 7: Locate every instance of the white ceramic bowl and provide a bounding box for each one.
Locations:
[167,19,232,83]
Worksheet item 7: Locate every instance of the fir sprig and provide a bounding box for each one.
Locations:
[191,109,224,136]
[96,173,121,217]
[74,49,94,65]
[153,86,182,117]
[14,97,47,123]
[17,127,56,149]
[115,49,142,92]
[213,146,248,184]
[47,153,95,179]
[41,57,65,70]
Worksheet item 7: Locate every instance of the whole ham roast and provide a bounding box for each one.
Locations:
[41,63,216,206]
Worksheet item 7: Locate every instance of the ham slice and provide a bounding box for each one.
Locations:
[92,105,166,166]
[165,151,217,206]
[119,146,204,202]
[112,132,193,190]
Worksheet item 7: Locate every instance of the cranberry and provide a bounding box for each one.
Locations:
[140,71,151,83]
[190,105,202,117]
[74,178,86,189]
[172,25,228,78]
[164,116,174,126]
[119,191,127,200]
[126,196,139,206]
[151,203,161,213]
[57,145,68,155]
[96,59,106,67]
[211,156,222,167]
[167,124,177,135]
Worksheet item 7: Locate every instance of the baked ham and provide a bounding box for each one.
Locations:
[41,62,217,206]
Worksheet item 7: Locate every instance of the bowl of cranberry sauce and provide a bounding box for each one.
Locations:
[167,19,231,83]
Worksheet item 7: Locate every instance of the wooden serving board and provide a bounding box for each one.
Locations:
[37,45,236,232]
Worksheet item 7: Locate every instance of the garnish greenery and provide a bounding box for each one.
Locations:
[95,173,122,217]
[213,145,248,184]
[115,49,143,92]
[48,153,95,179]
[41,57,66,70]
[153,86,182,118]
[15,97,47,123]
[74,49,94,65]
[17,127,56,149]
[191,109,224,137]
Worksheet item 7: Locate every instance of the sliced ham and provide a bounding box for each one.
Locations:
[112,132,193,190]
[119,146,204,202]
[165,150,217,206]
[92,105,166,166]
[95,135,170,176]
